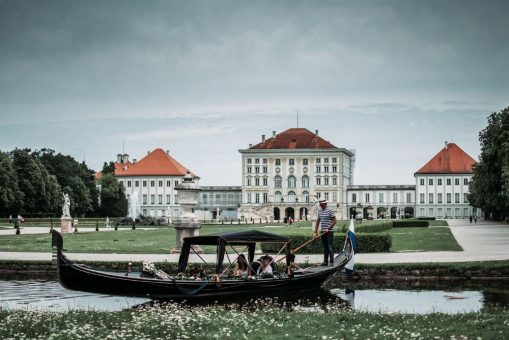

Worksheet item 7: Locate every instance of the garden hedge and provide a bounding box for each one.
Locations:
[261,233,392,254]
[392,220,429,228]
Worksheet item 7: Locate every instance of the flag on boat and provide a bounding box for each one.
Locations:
[343,218,356,273]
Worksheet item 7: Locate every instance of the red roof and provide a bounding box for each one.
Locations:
[415,143,476,174]
[95,161,133,179]
[115,148,196,177]
[250,128,337,149]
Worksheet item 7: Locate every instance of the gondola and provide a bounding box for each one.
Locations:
[52,229,353,300]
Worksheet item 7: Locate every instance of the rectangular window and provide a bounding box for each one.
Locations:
[316,158,321,163]
[332,192,337,202]
[324,192,329,200]
[420,193,425,204]
[247,193,252,203]
[332,165,337,173]
[447,178,451,185]
[365,193,370,203]
[332,177,337,185]
[464,178,469,185]
[174,194,178,204]
[275,159,281,166]
[316,177,321,185]
[438,179,442,185]
[324,158,329,163]
[142,180,147,187]
[316,166,321,173]
[324,177,329,185]
[255,158,260,164]
[158,180,163,187]
[455,178,460,185]
[352,193,357,203]
[255,178,260,186]
[127,180,131,187]
[150,195,155,205]
[429,178,433,186]
[166,195,171,205]
[255,167,259,173]
[135,180,139,187]
[324,166,329,173]
[429,193,434,204]
[455,193,460,203]
[420,208,425,217]
[379,193,384,203]
[151,181,155,187]
[263,177,268,186]
[406,193,412,203]
[438,193,443,204]
[118,180,124,186]
[158,195,162,205]
[303,158,308,165]
[175,180,179,186]
[143,195,147,205]
[247,158,252,164]
[393,193,398,203]
[420,179,425,186]
[263,193,268,203]
[332,157,337,163]
[263,158,267,164]
[166,180,171,187]
[255,193,260,203]
[263,166,268,173]
[289,158,295,166]
[447,193,452,203]
[429,208,434,217]
[247,167,252,173]
[247,178,251,186]
[464,193,468,204]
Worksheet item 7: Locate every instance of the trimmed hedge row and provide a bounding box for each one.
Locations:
[261,233,392,254]
[392,220,429,228]
[338,221,393,233]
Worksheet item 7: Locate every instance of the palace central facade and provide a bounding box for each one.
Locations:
[238,128,355,221]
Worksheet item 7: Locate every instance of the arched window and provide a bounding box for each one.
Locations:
[302,175,309,188]
[288,176,296,188]
[275,176,282,188]
[288,191,296,203]
[275,191,282,202]
[302,191,309,203]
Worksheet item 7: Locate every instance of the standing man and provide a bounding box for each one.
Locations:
[314,198,337,266]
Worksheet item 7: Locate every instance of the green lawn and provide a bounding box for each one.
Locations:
[381,227,462,252]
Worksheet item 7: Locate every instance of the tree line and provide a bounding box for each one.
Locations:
[0,148,127,218]
[469,106,509,220]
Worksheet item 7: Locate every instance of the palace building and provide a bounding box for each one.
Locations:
[238,128,355,221]
[106,148,199,219]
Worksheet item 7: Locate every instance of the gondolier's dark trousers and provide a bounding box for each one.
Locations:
[321,231,334,264]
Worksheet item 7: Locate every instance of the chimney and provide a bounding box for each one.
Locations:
[315,130,319,136]
[116,154,122,163]
[444,141,449,149]
[132,159,137,163]
[272,131,276,137]
[262,134,265,142]
[249,143,253,148]
[123,154,129,163]
[166,149,170,155]
[147,150,150,155]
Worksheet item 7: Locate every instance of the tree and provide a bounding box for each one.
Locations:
[102,161,115,174]
[0,150,23,215]
[98,173,128,217]
[469,107,509,219]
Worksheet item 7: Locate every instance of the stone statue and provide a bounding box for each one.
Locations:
[62,193,71,217]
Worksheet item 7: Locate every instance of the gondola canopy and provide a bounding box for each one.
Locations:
[178,230,292,273]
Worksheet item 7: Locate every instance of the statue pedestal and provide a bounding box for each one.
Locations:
[171,214,203,254]
[60,217,73,233]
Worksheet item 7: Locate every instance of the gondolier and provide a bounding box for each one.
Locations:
[314,198,337,266]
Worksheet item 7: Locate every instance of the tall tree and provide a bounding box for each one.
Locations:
[98,173,127,217]
[469,107,509,219]
[0,150,23,215]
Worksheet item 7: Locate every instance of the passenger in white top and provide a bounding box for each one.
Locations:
[257,255,273,275]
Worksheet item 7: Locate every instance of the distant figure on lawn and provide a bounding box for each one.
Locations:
[474,216,477,223]
[469,215,473,223]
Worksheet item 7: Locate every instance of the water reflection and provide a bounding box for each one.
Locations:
[0,279,507,314]
[0,280,150,312]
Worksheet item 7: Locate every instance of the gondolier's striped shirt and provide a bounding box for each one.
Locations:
[318,208,335,231]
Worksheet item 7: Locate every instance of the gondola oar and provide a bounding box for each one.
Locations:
[276,227,332,263]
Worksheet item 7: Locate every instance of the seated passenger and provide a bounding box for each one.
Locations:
[286,253,301,277]
[257,255,273,276]
[234,254,249,277]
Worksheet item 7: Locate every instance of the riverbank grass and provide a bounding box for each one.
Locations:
[0,302,507,339]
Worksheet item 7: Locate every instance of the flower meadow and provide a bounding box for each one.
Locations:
[1,300,508,339]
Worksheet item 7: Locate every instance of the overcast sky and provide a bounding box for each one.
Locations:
[1,0,507,185]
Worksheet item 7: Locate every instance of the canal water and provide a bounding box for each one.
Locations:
[1,279,507,314]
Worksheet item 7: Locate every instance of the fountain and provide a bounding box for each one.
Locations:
[171,171,203,254]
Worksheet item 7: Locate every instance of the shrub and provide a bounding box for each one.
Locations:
[260,233,392,254]
[417,217,436,221]
[393,220,429,228]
